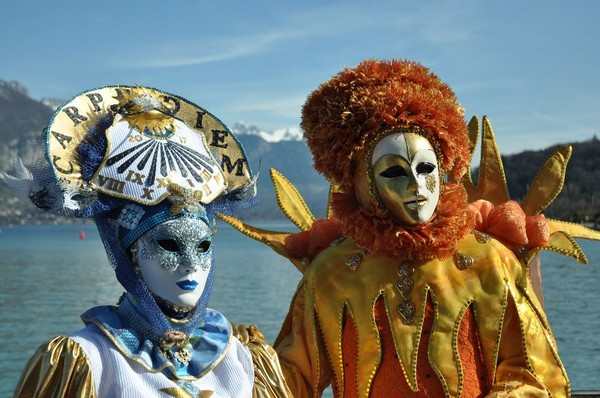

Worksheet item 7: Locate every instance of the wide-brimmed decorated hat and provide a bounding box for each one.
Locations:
[39,86,253,212]
[17,85,257,247]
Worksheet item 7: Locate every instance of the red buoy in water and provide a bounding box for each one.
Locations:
[79,230,86,240]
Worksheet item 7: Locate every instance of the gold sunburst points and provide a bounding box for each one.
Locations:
[465,116,574,215]
[546,220,600,264]
[218,212,305,272]
[270,168,316,231]
[115,87,177,138]
[521,145,571,216]
[217,168,320,273]
[463,116,509,205]
[465,115,600,261]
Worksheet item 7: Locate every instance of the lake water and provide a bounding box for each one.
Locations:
[0,222,598,397]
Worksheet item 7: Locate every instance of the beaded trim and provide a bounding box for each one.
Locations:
[345,248,367,270]
[396,261,415,324]
[453,251,474,270]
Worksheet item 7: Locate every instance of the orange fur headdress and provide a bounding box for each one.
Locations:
[301,59,474,259]
[301,59,471,190]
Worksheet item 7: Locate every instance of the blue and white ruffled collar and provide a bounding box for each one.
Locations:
[80,296,232,380]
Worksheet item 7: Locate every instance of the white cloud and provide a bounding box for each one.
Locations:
[111,2,481,70]
[113,30,304,69]
[226,93,306,118]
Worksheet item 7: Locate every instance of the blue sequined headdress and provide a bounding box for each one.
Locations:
[16,85,257,342]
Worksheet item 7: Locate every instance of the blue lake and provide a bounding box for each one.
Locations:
[0,222,598,397]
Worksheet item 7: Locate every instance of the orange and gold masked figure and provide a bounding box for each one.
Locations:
[222,59,600,397]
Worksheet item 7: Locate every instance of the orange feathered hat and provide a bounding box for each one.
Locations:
[301,59,471,190]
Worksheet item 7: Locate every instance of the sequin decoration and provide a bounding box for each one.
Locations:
[167,182,206,215]
[396,261,415,324]
[346,248,367,270]
[137,216,212,272]
[118,204,145,230]
[425,174,437,193]
[453,251,474,270]
[173,348,192,365]
[330,236,346,246]
[474,230,491,244]
[159,329,192,365]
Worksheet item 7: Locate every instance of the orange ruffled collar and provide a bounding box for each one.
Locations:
[331,183,474,260]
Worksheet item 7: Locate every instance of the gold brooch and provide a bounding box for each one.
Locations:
[453,251,474,270]
[167,182,205,215]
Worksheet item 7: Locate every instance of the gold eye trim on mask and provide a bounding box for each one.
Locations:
[363,126,445,212]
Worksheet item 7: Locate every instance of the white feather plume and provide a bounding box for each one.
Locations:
[0,157,36,200]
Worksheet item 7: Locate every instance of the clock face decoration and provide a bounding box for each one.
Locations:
[95,114,226,205]
[45,86,252,207]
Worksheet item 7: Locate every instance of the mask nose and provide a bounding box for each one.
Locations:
[178,255,199,274]
[179,252,210,274]
[407,173,419,194]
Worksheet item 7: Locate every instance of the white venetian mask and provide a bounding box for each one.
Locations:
[133,216,212,309]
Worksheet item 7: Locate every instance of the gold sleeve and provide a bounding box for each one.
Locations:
[273,283,332,398]
[14,336,95,398]
[232,282,329,398]
[231,323,293,398]
[246,337,293,398]
[489,289,570,398]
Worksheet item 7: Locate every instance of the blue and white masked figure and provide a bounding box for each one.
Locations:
[4,86,291,398]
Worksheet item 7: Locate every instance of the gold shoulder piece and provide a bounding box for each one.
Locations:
[230,323,293,398]
[218,213,305,272]
[248,339,294,398]
[521,146,572,216]
[220,168,321,273]
[463,116,510,204]
[14,336,95,398]
[270,168,315,231]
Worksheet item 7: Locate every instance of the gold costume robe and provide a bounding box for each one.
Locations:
[273,233,568,397]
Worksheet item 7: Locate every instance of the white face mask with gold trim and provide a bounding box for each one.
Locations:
[370,132,441,226]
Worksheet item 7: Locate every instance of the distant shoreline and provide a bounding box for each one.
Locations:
[2,219,598,231]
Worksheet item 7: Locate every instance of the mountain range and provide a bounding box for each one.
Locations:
[0,80,598,225]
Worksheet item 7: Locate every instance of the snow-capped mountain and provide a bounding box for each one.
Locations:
[231,121,302,143]
[41,97,66,110]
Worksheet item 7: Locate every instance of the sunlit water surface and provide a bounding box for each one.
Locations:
[0,222,598,397]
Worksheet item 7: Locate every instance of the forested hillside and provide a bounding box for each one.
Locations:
[502,137,600,224]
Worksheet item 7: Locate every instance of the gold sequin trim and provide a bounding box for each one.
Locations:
[473,230,491,244]
[453,251,474,270]
[425,174,437,193]
[346,248,367,270]
[396,261,415,324]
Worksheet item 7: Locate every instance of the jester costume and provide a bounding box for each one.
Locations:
[222,60,600,397]
[3,87,290,398]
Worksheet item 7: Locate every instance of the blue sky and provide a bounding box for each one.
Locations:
[1,0,598,154]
